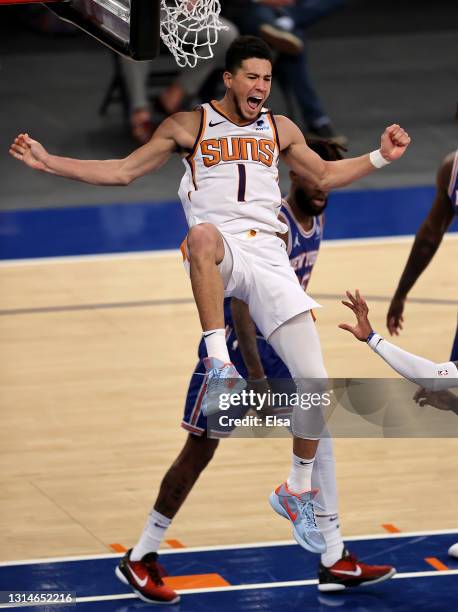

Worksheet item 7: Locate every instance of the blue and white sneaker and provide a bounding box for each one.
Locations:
[201,357,246,416]
[269,482,326,553]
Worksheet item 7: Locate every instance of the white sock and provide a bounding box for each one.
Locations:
[287,454,315,492]
[130,509,172,561]
[203,329,230,363]
[317,513,344,567]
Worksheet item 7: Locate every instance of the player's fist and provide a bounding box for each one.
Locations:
[9,133,49,172]
[380,124,411,162]
[386,295,405,336]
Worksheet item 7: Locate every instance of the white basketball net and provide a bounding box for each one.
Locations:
[160,0,227,68]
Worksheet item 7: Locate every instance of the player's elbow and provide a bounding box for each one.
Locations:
[115,169,134,186]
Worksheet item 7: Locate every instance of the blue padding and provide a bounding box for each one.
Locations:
[1,534,457,596]
[1,186,457,259]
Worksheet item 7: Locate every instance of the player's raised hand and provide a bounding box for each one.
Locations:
[9,133,49,172]
[386,295,405,336]
[338,290,374,341]
[380,124,411,161]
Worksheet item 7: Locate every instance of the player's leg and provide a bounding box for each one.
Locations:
[267,310,328,553]
[116,434,218,604]
[186,225,246,413]
[187,223,226,332]
[269,310,326,484]
[134,433,220,554]
[313,438,396,591]
[116,356,219,604]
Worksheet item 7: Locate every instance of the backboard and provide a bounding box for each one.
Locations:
[44,0,161,60]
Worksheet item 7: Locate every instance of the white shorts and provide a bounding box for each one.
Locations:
[183,228,320,339]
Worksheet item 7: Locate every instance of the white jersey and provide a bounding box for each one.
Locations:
[178,101,287,235]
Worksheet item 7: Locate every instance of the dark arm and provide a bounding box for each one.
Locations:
[387,154,455,335]
[230,298,265,380]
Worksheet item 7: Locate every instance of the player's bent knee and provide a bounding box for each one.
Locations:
[187,223,220,258]
[183,434,219,472]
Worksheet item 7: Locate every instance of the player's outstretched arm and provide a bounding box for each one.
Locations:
[276,116,410,190]
[231,298,266,381]
[9,113,196,186]
[386,154,456,335]
[339,290,458,390]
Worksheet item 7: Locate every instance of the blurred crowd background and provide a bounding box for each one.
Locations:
[0,0,457,227]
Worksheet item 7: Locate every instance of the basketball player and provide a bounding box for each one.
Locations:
[107,141,395,604]
[9,36,410,571]
[386,147,458,360]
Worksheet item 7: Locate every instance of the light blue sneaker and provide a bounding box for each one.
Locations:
[201,357,246,417]
[269,483,326,554]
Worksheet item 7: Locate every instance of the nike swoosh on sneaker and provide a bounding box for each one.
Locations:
[129,567,148,587]
[283,498,298,522]
[331,566,362,577]
[209,120,225,127]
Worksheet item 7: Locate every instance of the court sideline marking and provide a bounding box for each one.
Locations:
[0,569,458,609]
[1,528,457,567]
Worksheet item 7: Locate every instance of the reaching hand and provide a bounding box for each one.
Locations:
[338,290,374,341]
[9,133,49,172]
[379,124,411,162]
[413,388,458,414]
[386,295,405,336]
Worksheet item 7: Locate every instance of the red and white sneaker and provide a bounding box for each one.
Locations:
[318,548,396,592]
[115,549,180,604]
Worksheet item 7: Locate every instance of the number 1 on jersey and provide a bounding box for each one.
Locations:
[237,164,246,202]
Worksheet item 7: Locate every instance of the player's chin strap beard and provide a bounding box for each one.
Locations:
[294,188,328,217]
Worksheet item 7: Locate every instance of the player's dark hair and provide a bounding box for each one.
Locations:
[306,138,346,161]
[225,36,273,73]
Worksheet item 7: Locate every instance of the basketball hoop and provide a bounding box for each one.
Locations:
[160,0,227,68]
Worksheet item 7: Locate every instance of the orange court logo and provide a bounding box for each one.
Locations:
[200,137,275,168]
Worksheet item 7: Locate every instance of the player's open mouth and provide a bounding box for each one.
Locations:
[247,96,263,110]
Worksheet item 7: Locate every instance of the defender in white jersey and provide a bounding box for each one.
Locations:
[10,36,411,569]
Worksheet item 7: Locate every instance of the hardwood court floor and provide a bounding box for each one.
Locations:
[0,236,457,562]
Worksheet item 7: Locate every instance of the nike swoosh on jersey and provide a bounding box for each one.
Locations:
[209,120,226,127]
[129,567,148,587]
[331,566,362,577]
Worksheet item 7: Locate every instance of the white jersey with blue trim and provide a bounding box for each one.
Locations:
[178,101,287,235]
[280,199,323,290]
[448,149,458,213]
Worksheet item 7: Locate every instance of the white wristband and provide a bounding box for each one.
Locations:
[369,149,391,169]
[367,332,383,350]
